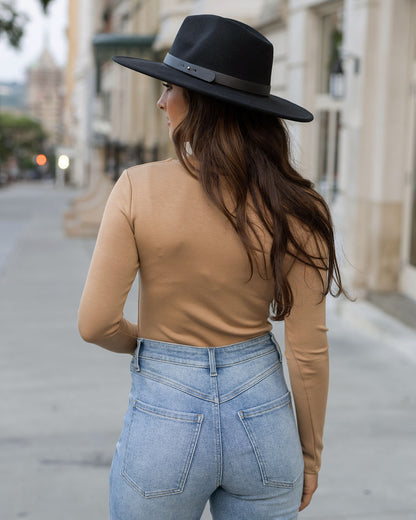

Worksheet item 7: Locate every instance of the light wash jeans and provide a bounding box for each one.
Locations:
[109,333,304,519]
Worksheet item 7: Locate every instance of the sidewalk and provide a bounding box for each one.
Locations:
[299,297,416,520]
[1,181,415,520]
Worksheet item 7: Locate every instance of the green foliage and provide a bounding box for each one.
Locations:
[39,0,55,13]
[0,1,27,48]
[0,0,55,48]
[329,28,343,71]
[0,113,48,168]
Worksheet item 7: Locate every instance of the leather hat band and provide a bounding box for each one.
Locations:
[163,53,271,96]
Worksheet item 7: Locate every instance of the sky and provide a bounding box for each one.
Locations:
[0,0,68,83]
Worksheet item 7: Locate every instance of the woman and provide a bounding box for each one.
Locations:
[78,14,344,520]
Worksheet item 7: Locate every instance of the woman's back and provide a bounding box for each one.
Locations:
[79,158,275,348]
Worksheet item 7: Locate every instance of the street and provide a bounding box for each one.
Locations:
[1,180,415,520]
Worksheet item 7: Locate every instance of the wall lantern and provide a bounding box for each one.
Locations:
[329,53,360,100]
[329,57,344,99]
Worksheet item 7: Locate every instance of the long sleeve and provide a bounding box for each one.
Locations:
[284,235,329,475]
[78,170,140,354]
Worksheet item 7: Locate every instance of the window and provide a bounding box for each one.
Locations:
[319,8,344,96]
[316,109,341,203]
[315,2,344,205]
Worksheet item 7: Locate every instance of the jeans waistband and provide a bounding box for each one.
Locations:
[132,332,282,373]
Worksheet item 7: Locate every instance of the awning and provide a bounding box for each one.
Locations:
[93,33,156,92]
[93,34,155,62]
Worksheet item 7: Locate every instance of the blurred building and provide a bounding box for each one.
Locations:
[327,0,416,304]
[26,47,64,147]
[63,0,416,305]
[62,0,78,149]
[63,0,162,236]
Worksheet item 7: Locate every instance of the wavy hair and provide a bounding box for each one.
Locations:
[172,89,345,320]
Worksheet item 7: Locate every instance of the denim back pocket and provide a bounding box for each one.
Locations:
[121,399,203,497]
[238,391,303,488]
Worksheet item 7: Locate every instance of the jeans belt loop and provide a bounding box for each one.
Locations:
[133,338,142,372]
[208,347,217,377]
[269,332,283,363]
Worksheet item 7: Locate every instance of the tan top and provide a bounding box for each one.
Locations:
[78,158,329,475]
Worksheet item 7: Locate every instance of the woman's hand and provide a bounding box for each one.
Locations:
[299,472,318,511]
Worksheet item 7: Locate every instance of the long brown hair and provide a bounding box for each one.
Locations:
[173,89,345,320]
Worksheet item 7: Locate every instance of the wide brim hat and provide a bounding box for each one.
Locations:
[112,15,313,123]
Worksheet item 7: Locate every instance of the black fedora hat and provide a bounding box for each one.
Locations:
[112,14,313,122]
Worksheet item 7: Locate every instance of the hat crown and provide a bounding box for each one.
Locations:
[169,15,273,87]
[112,14,313,121]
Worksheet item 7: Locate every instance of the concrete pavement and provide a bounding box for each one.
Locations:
[1,180,415,520]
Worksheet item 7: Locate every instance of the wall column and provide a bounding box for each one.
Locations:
[336,0,412,293]
[287,1,320,174]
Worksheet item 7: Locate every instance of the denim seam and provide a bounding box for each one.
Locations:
[209,377,223,487]
[137,355,207,368]
[136,347,276,369]
[133,362,281,404]
[133,400,203,423]
[213,400,223,487]
[134,369,216,402]
[239,393,291,418]
[219,362,282,404]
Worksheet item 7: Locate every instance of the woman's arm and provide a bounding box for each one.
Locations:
[78,170,140,354]
[284,233,329,476]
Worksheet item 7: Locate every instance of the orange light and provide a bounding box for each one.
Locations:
[36,154,47,166]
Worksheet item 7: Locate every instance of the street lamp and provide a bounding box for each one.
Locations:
[56,154,70,187]
[58,154,70,170]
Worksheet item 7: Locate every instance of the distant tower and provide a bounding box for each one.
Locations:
[26,44,64,147]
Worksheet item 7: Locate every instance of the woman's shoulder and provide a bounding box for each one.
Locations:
[120,158,197,207]
[124,158,184,183]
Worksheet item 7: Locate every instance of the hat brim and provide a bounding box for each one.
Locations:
[112,56,313,123]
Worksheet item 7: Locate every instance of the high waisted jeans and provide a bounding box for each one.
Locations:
[109,333,304,520]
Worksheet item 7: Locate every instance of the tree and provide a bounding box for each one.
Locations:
[39,0,55,12]
[0,113,48,170]
[0,0,55,49]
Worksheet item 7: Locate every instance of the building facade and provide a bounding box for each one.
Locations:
[26,47,64,147]
[65,0,416,303]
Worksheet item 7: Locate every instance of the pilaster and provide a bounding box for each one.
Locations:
[337,0,413,292]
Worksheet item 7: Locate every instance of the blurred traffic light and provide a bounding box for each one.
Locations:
[35,154,47,166]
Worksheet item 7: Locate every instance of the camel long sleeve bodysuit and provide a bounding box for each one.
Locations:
[78,158,329,475]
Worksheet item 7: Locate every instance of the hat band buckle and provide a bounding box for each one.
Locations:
[163,53,271,97]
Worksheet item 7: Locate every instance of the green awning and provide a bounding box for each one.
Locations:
[93,33,155,63]
[93,33,156,93]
